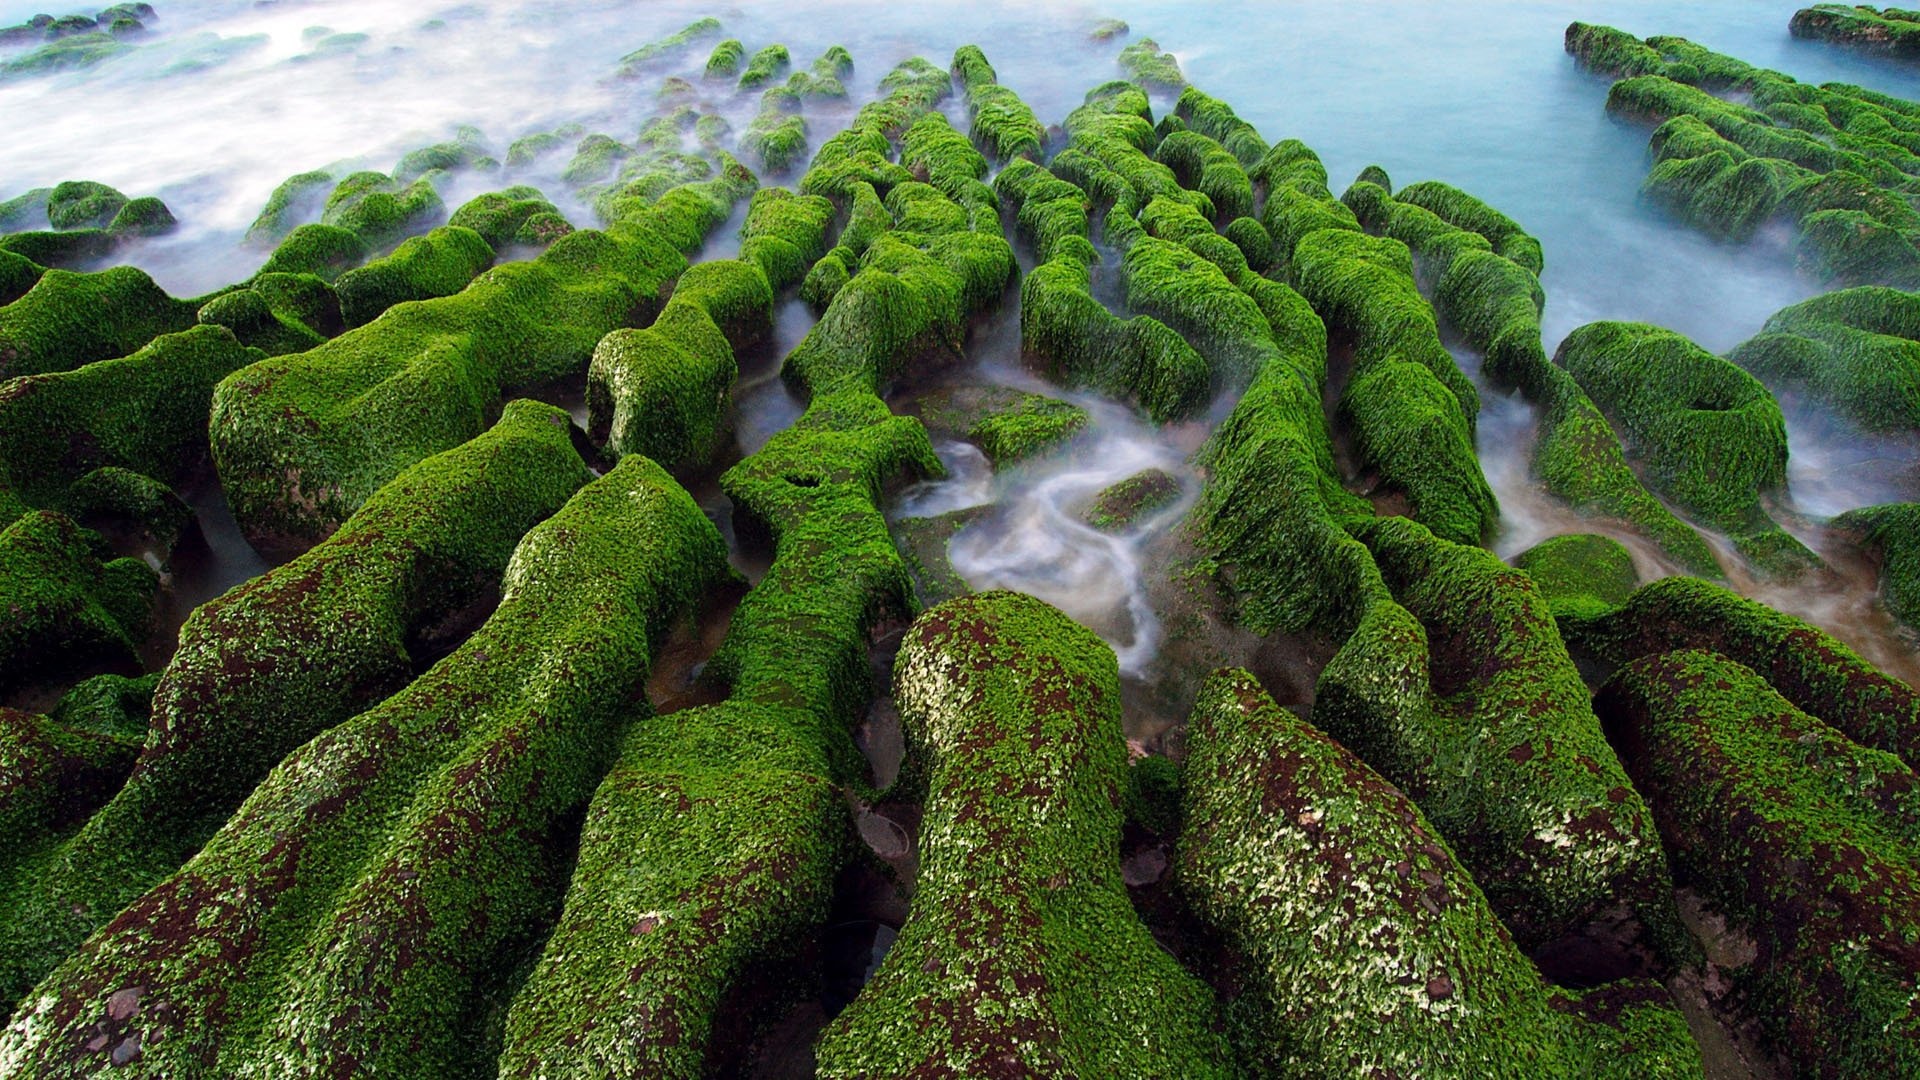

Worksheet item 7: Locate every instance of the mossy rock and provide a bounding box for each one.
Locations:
[0,455,731,1075]
[0,400,592,1010]
[0,325,263,510]
[1318,516,1687,962]
[892,504,987,609]
[333,224,494,328]
[0,510,154,696]
[1598,648,1920,1076]
[60,465,192,554]
[44,181,125,231]
[447,187,571,250]
[1573,573,1920,770]
[0,264,199,380]
[105,195,175,237]
[0,187,51,233]
[211,168,753,549]
[1085,468,1179,530]
[319,173,445,249]
[920,385,1086,467]
[254,222,367,281]
[814,591,1233,1077]
[1181,668,1702,1077]
[1837,501,1920,635]
[1511,533,1640,626]
[1728,285,1920,435]
[0,696,146,891]
[614,15,722,77]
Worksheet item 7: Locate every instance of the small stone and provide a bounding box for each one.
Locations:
[105,987,141,1021]
[1426,974,1454,1000]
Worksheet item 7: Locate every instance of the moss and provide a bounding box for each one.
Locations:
[1085,468,1179,531]
[1556,320,1816,575]
[1155,129,1254,222]
[448,187,571,250]
[44,180,125,232]
[1792,4,1920,59]
[1597,649,1920,1076]
[1290,227,1497,545]
[995,158,1210,422]
[1395,179,1545,274]
[1348,177,1717,574]
[0,698,145,895]
[0,225,116,267]
[210,169,752,548]
[104,195,175,237]
[1180,668,1702,1077]
[198,271,342,356]
[814,592,1233,1077]
[893,506,987,608]
[0,510,154,696]
[0,325,262,512]
[0,249,40,308]
[1117,36,1184,90]
[1575,573,1920,769]
[1511,533,1640,627]
[1173,85,1268,167]
[703,36,743,78]
[393,132,491,182]
[741,111,809,174]
[1797,206,1920,286]
[318,173,445,249]
[0,187,50,232]
[588,259,771,467]
[255,222,367,281]
[333,224,494,328]
[1728,286,1920,434]
[966,390,1087,467]
[738,187,834,292]
[0,264,199,380]
[505,130,568,168]
[1090,18,1129,41]
[1838,502,1920,633]
[1317,515,1687,960]
[61,466,191,553]
[0,455,729,1075]
[737,43,790,90]
[0,30,129,79]
[615,15,723,76]
[0,401,595,1012]
[952,44,1044,164]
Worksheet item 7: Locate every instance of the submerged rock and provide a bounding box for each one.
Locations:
[1084,467,1179,530]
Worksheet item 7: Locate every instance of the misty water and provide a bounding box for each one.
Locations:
[3,2,1916,696]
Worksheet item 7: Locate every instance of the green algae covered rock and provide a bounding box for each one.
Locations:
[894,505,986,608]
[0,31,129,80]
[0,700,143,886]
[1320,516,1686,961]
[448,187,572,250]
[0,248,42,307]
[1792,4,1920,59]
[104,195,174,237]
[703,36,743,79]
[0,401,591,1009]
[0,188,51,233]
[1345,176,1716,574]
[0,264,198,379]
[246,169,335,246]
[967,389,1086,466]
[1838,501,1920,633]
[1557,320,1815,575]
[44,181,125,231]
[1729,285,1920,435]
[953,44,1043,164]
[1511,533,1640,626]
[0,455,730,1076]
[61,466,191,553]
[1292,226,1497,545]
[737,43,790,90]
[1085,468,1179,530]
[1174,85,1268,167]
[196,270,341,356]
[1118,36,1184,90]
[0,325,263,510]
[815,591,1233,1077]
[587,257,772,467]
[738,186,834,292]
[1598,649,1920,1076]
[210,167,753,549]
[333,223,494,328]
[253,222,367,281]
[0,510,154,696]
[319,172,445,249]
[1574,573,1920,770]
[616,15,723,77]
[1180,668,1703,1078]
